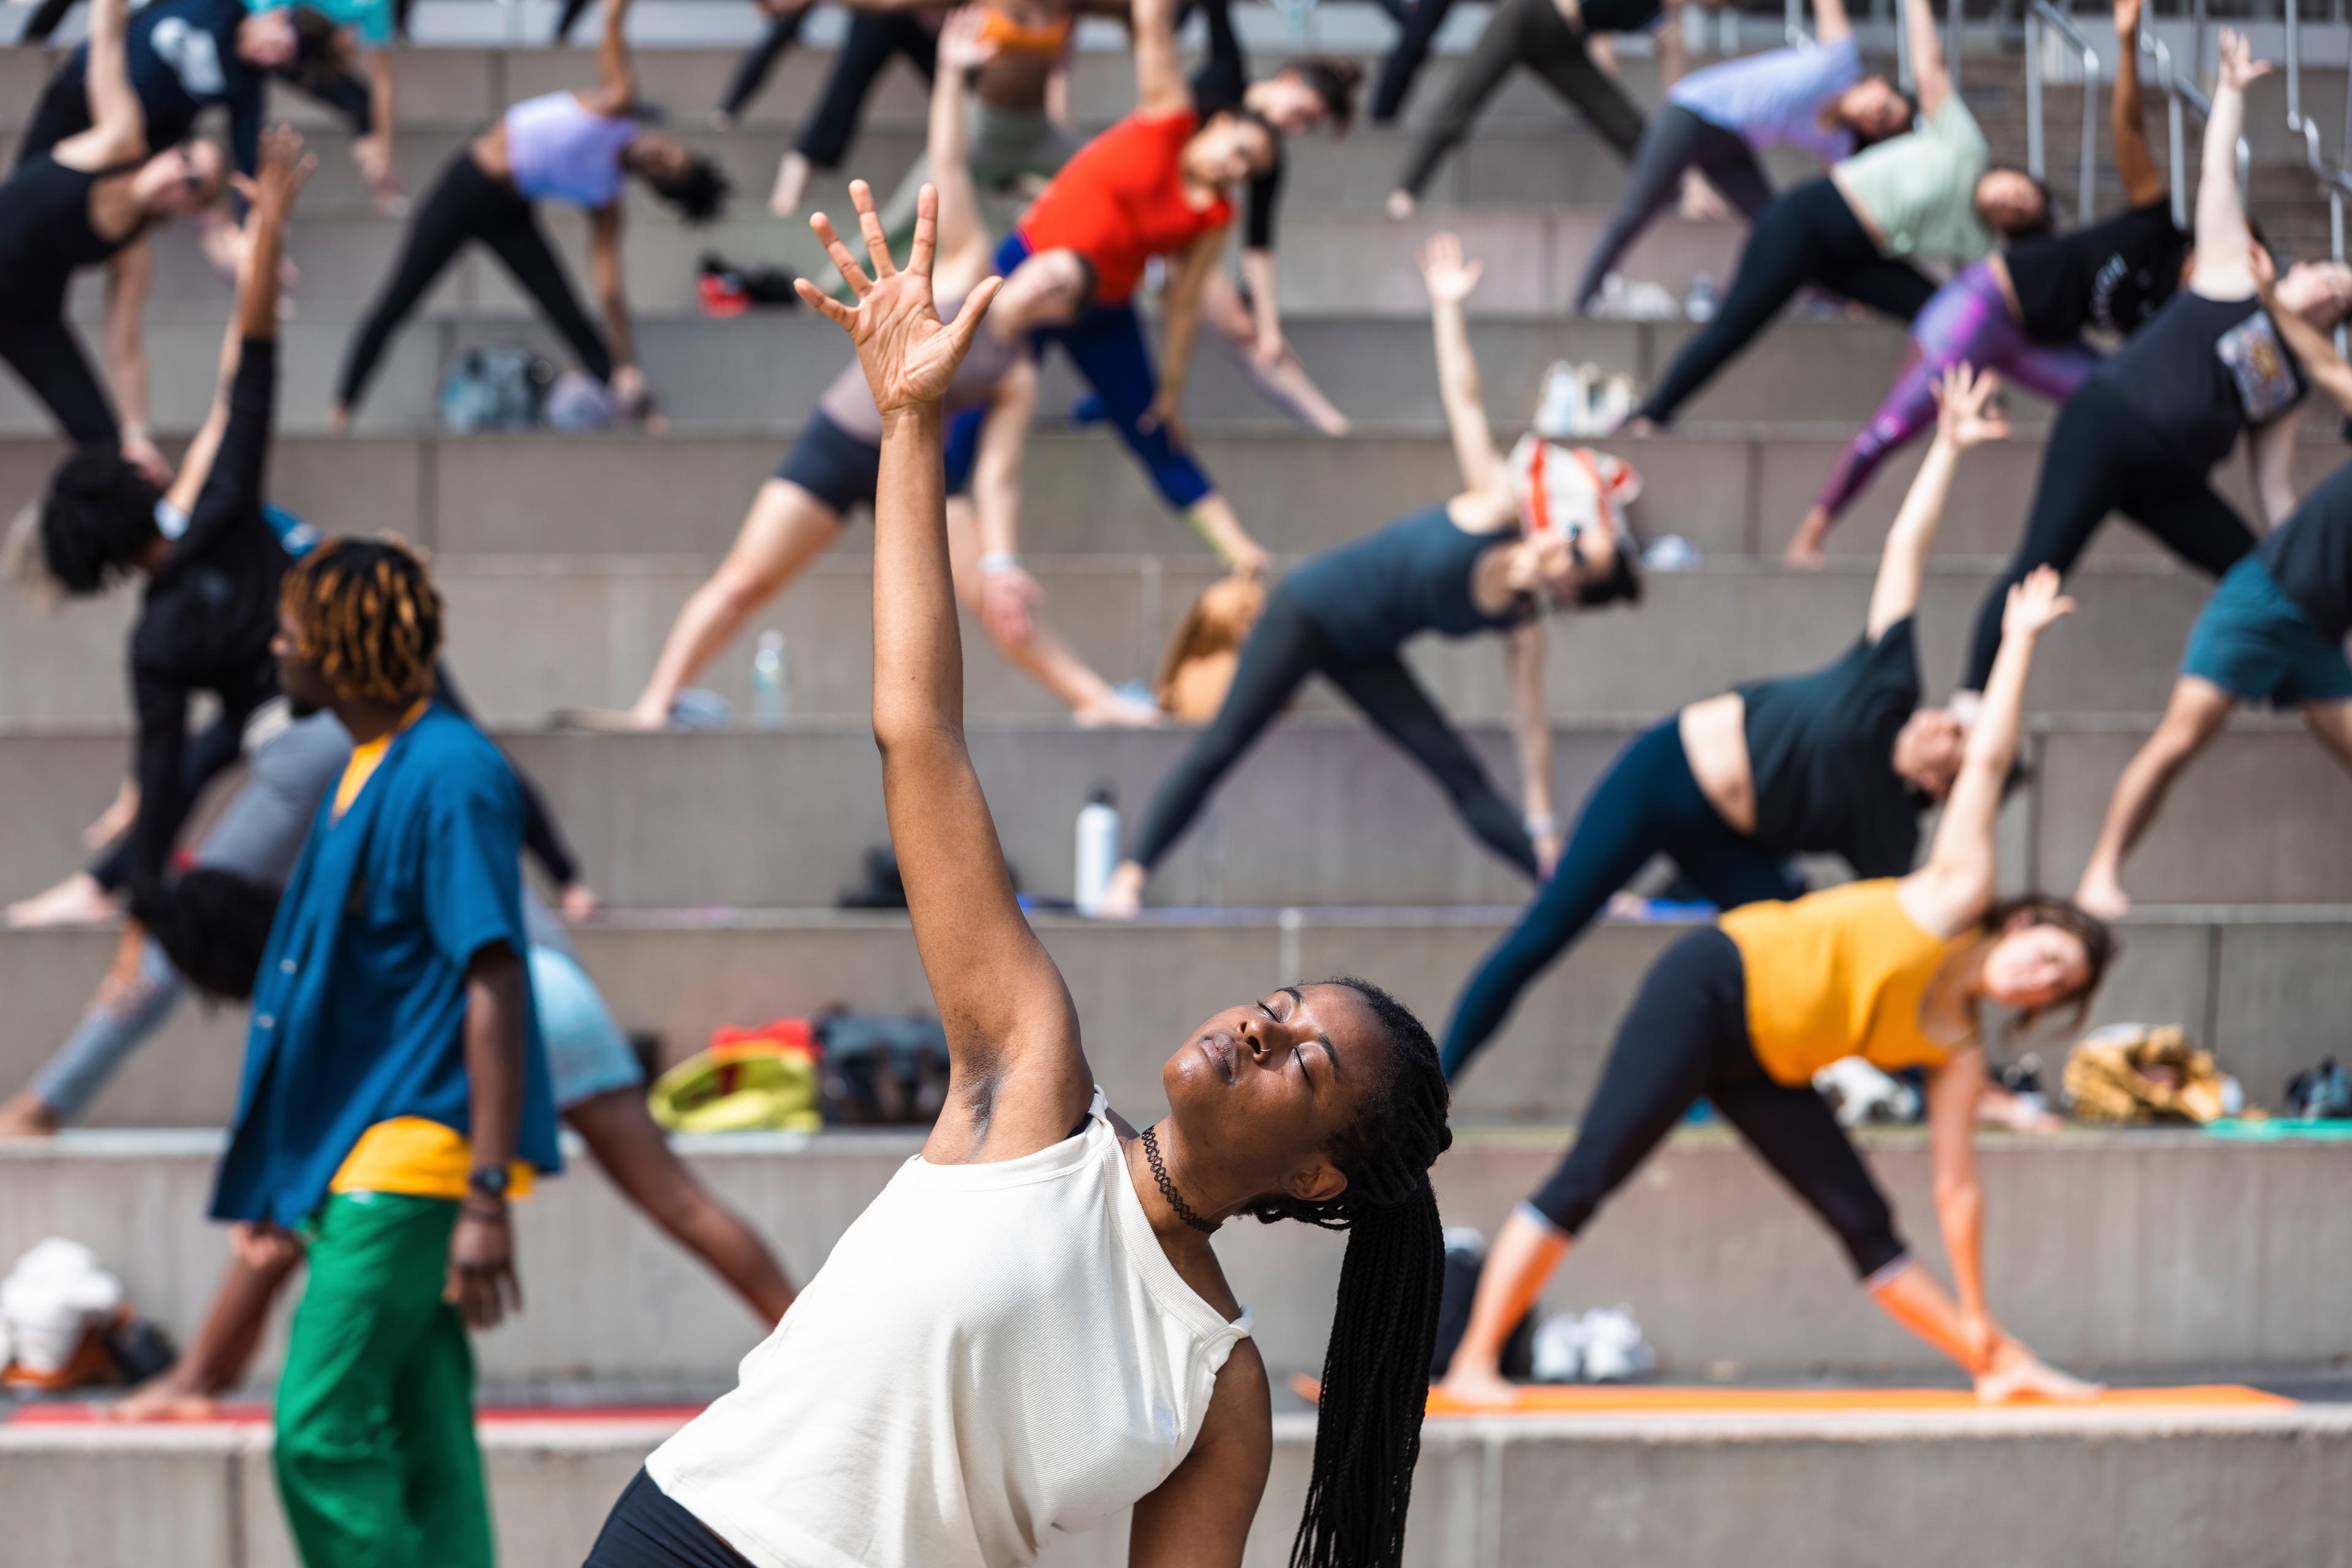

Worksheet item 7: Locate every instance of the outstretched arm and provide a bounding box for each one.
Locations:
[2264,274,2352,415]
[1900,569,2073,937]
[2111,0,2164,208]
[1866,364,2008,640]
[1506,621,1559,874]
[1417,233,1504,495]
[74,0,148,164]
[1146,225,1225,451]
[1813,0,1854,45]
[584,0,638,115]
[104,242,164,484]
[2190,29,2264,298]
[1902,0,1951,116]
[927,9,998,277]
[796,181,1090,1161]
[1131,0,1191,115]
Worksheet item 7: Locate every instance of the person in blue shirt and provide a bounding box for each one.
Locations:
[210,529,560,1568]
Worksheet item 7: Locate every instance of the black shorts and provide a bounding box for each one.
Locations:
[584,1470,753,1568]
[775,407,976,518]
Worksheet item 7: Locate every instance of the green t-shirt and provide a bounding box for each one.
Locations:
[1835,94,1991,263]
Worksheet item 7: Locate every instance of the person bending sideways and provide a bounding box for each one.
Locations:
[1953,28,2352,698]
[974,0,1280,573]
[582,181,1453,1568]
[211,536,564,1568]
[1441,364,2004,1083]
[1440,567,2111,1409]
[1387,0,1725,217]
[604,15,1153,733]
[2078,451,2352,918]
[1792,0,2186,564]
[333,0,729,428]
[1572,0,1912,312]
[1632,0,2051,429]
[1095,232,1643,919]
[0,0,225,480]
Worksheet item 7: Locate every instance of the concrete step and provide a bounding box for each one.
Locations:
[2,904,2344,1133]
[10,715,2351,905]
[0,551,2278,729]
[7,1124,2351,1390]
[9,1396,2347,1568]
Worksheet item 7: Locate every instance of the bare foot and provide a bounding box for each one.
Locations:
[769,151,812,218]
[1438,1361,1521,1410]
[1785,508,1832,570]
[1313,410,1353,438]
[1619,415,1657,438]
[1073,692,1164,729]
[327,405,352,436]
[2074,870,2132,922]
[108,1376,225,1422]
[7,872,116,928]
[1093,862,1147,920]
[0,1090,61,1137]
[1975,1348,2101,1404]
[1384,189,1415,221]
[83,778,138,850]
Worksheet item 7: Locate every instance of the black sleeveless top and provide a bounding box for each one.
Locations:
[1289,503,1536,660]
[1736,617,1925,878]
[0,155,144,317]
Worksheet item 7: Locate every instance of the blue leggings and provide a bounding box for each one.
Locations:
[976,230,1215,511]
[1440,718,1803,1080]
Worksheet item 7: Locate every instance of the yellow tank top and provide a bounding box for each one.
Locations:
[1720,879,1972,1087]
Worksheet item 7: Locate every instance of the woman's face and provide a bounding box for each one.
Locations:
[1161,983,1384,1208]
[1975,169,2049,236]
[1837,78,1912,142]
[1981,921,2092,1011]
[2277,259,2352,330]
[1183,116,1276,187]
[1510,524,1618,609]
[1248,75,1328,135]
[1891,707,1966,799]
[236,9,300,67]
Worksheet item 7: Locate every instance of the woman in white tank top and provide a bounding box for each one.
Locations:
[582,183,1457,1568]
[330,0,731,428]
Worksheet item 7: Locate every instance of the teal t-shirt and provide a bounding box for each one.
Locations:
[1836,94,1991,263]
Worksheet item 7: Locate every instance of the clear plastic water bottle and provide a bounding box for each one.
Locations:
[1074,784,1120,916]
[752,630,790,726]
[1684,273,1717,323]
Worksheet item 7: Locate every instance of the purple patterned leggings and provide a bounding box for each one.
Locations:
[1814,260,2103,521]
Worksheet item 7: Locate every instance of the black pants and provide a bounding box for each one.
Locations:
[1441,719,1801,1080]
[1127,586,1539,878]
[1638,177,1936,424]
[0,312,116,447]
[716,6,812,118]
[1574,104,1773,310]
[795,12,937,168]
[584,1471,753,1568]
[1961,380,2255,691]
[17,0,77,43]
[1372,0,1460,124]
[336,153,612,414]
[1397,0,1646,198]
[1528,927,1908,1280]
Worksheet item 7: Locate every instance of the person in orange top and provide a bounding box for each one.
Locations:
[1440,567,2114,1408]
[976,0,1278,573]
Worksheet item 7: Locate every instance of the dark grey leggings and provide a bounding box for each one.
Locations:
[1574,104,1773,309]
[1398,0,1646,198]
[1127,587,1539,878]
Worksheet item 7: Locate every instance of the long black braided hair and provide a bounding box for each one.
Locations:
[1245,976,1452,1568]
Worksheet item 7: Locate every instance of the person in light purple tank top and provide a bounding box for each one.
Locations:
[331,0,730,426]
[577,15,1162,734]
[1572,0,1912,311]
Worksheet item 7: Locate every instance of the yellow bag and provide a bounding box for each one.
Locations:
[2062,1024,2230,1125]
[648,1019,823,1134]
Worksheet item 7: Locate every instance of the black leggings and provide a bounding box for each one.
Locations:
[1398,0,1646,198]
[336,153,612,415]
[794,12,937,168]
[1127,586,1539,878]
[1961,379,2255,692]
[1441,718,1801,1080]
[717,6,811,119]
[0,312,116,447]
[1575,104,1773,311]
[1527,926,1908,1280]
[584,1471,753,1568]
[1371,0,1460,124]
[1638,178,1936,424]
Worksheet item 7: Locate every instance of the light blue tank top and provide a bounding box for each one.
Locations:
[504,92,636,209]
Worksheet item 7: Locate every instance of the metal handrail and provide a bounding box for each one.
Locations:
[2025,0,2101,227]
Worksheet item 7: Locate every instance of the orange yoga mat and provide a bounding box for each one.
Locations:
[1289,1375,2296,1416]
[3,1402,707,1427]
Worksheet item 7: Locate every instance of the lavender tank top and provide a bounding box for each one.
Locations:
[504,92,636,209]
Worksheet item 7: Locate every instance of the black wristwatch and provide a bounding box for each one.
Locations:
[467,1166,512,1200]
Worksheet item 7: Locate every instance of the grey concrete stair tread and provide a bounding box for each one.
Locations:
[10,1398,2349,1568]
[3,902,2345,1131]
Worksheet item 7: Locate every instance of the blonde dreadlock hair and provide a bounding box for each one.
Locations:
[281,536,443,707]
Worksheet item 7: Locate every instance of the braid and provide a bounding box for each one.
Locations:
[281,535,442,707]
[1250,976,1452,1568]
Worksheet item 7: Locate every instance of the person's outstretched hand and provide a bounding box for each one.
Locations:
[796,180,1003,415]
[230,125,317,236]
[2215,27,2271,92]
[1932,362,2011,451]
[2113,0,2141,43]
[2002,565,2076,643]
[1416,230,1483,304]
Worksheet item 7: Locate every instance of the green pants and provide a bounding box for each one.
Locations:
[275,1193,492,1568]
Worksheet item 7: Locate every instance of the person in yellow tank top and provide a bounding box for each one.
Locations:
[1441,567,2117,1407]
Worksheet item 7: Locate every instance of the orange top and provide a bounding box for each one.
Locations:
[1719,878,1972,1087]
[1016,110,1232,306]
[979,4,1071,54]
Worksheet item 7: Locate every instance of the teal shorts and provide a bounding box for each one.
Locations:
[2181,556,2352,709]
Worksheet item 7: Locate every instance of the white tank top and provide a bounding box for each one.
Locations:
[646,1091,1253,1568]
